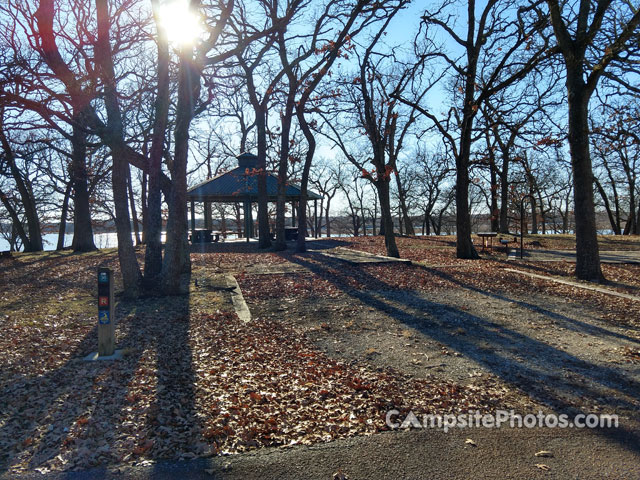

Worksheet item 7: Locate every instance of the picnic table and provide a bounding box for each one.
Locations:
[476,232,498,251]
[189,229,220,243]
[285,227,298,241]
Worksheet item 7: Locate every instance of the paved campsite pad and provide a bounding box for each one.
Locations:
[510,249,640,264]
[190,272,252,321]
[319,247,412,265]
[5,426,640,480]
[504,268,640,302]
[250,286,640,422]
[1,251,538,475]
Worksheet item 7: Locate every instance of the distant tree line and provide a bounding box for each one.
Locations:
[0,0,638,293]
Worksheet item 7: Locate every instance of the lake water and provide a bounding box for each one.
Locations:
[0,232,121,251]
[0,231,244,251]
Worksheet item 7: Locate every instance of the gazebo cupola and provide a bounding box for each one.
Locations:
[236,152,259,170]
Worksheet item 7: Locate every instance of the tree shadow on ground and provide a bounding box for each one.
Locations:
[499,260,640,295]
[419,262,640,343]
[282,252,640,454]
[0,274,201,475]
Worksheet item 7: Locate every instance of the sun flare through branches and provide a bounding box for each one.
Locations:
[156,0,204,46]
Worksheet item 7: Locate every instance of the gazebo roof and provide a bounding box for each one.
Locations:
[187,153,322,202]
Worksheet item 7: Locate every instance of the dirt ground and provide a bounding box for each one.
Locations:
[1,235,639,476]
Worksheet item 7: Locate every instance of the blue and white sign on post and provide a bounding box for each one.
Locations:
[98,310,110,325]
[97,267,115,356]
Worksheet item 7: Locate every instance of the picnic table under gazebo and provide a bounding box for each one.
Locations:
[186,152,322,242]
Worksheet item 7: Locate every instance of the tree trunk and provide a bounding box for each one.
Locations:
[566,76,603,280]
[562,194,570,234]
[490,159,499,232]
[456,126,479,258]
[144,0,170,286]
[376,180,399,257]
[0,130,43,252]
[161,52,194,295]
[56,182,72,250]
[394,172,415,235]
[274,93,295,251]
[325,198,331,237]
[127,165,141,245]
[113,145,142,296]
[70,120,96,251]
[623,171,637,235]
[372,200,378,236]
[499,155,510,233]
[594,178,621,235]
[454,59,480,259]
[361,202,368,236]
[529,185,538,235]
[96,0,140,296]
[0,187,30,250]
[255,106,271,249]
[296,111,316,253]
[140,171,148,244]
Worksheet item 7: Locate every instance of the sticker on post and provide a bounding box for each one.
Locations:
[99,296,109,307]
[99,310,110,325]
[98,272,109,283]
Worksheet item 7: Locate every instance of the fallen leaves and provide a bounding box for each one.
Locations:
[0,267,513,475]
[3,237,638,474]
[622,346,640,363]
[333,469,349,480]
[132,440,154,455]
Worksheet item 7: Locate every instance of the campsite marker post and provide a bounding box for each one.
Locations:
[97,267,115,357]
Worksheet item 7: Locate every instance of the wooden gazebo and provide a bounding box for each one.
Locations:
[186,152,322,241]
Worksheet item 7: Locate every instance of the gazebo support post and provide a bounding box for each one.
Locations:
[249,202,254,238]
[314,199,318,238]
[204,201,212,230]
[190,200,196,236]
[243,199,250,242]
[291,201,296,227]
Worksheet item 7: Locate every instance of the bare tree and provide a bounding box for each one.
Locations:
[310,159,341,237]
[396,0,550,258]
[317,3,426,257]
[545,0,640,280]
[0,121,44,252]
[591,98,640,235]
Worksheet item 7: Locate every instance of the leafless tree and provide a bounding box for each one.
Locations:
[545,0,640,280]
[396,0,550,258]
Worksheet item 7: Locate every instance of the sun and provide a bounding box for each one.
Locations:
[157,0,204,46]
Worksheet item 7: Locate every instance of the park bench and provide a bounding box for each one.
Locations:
[499,236,518,255]
[269,227,299,241]
[285,226,298,241]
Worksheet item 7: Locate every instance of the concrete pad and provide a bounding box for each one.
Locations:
[511,249,640,264]
[505,268,640,302]
[83,349,124,362]
[225,274,252,322]
[320,247,411,265]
